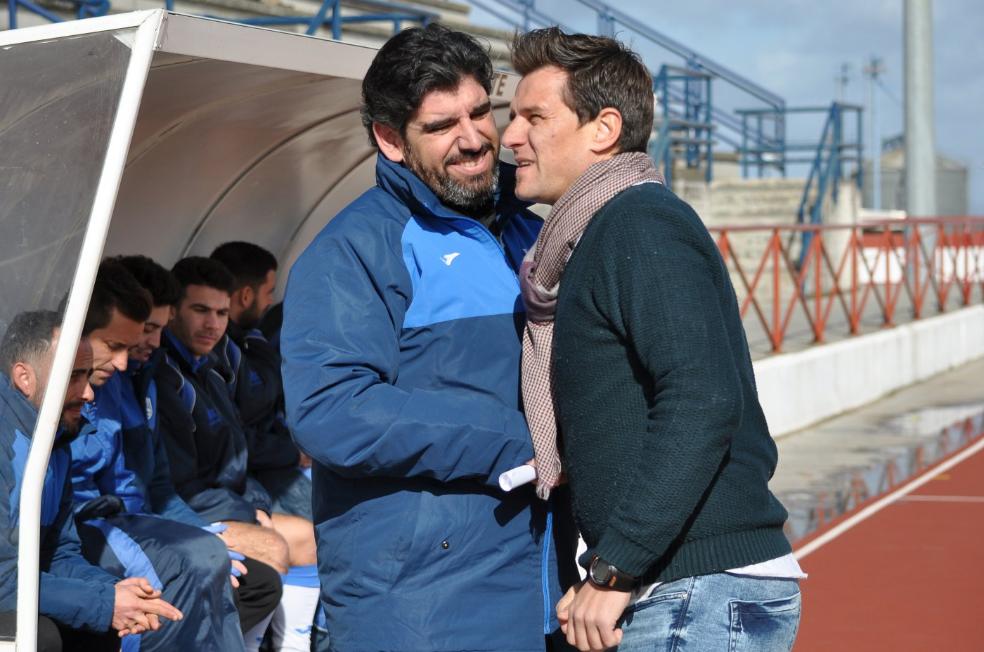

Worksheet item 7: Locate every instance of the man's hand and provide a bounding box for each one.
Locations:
[112,577,183,637]
[556,581,631,652]
[298,453,313,469]
[255,509,274,529]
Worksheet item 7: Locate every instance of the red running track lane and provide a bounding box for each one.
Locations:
[793,438,984,651]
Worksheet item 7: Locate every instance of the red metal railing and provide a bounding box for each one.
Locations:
[710,217,984,353]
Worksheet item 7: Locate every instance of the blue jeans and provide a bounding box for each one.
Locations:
[616,574,800,651]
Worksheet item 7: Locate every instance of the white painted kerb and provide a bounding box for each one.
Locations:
[754,305,984,437]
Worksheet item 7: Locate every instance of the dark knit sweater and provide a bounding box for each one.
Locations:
[552,182,790,584]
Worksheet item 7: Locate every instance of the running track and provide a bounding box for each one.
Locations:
[792,436,984,650]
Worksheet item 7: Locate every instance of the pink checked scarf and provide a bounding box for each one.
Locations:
[520,152,663,499]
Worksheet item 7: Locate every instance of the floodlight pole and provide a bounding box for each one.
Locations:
[904,0,936,217]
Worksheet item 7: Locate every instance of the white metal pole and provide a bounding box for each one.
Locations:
[904,0,936,217]
[14,12,162,651]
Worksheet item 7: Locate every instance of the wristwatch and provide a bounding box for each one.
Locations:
[587,555,638,592]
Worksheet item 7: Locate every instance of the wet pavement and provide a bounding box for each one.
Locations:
[770,354,984,543]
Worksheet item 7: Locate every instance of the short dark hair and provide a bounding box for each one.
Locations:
[84,259,154,336]
[0,310,61,374]
[361,23,494,147]
[210,242,278,290]
[115,255,181,307]
[171,257,236,299]
[511,28,654,153]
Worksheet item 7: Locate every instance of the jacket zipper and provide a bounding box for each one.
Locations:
[542,506,553,634]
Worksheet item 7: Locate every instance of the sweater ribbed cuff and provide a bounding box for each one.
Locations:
[597,526,793,582]
[595,527,662,578]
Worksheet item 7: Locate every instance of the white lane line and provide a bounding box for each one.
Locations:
[794,436,984,561]
[897,495,984,503]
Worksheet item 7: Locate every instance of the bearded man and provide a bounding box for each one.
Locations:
[280,23,577,652]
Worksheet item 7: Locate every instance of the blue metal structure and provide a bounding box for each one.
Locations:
[738,103,863,225]
[650,64,714,187]
[468,0,788,183]
[6,0,435,38]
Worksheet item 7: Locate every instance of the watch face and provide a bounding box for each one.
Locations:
[590,558,613,585]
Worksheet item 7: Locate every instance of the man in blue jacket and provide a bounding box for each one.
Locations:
[209,242,312,521]
[156,256,319,650]
[70,258,287,651]
[115,255,285,645]
[0,310,182,650]
[281,23,577,652]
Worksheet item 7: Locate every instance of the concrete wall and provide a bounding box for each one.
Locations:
[755,305,984,437]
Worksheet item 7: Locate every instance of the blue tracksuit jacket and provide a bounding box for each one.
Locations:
[155,331,272,523]
[282,157,577,652]
[70,370,244,652]
[71,364,204,527]
[224,321,299,473]
[0,376,117,631]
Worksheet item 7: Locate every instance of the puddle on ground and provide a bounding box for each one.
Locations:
[781,404,984,543]
[881,402,984,437]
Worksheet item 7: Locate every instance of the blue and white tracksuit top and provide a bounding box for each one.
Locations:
[70,365,206,527]
[282,156,577,652]
[0,376,117,631]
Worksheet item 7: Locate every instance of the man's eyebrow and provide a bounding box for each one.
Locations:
[469,101,492,115]
[420,116,458,133]
[419,101,493,133]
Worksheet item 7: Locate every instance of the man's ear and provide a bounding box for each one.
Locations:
[237,285,254,311]
[373,123,406,163]
[590,107,623,155]
[10,361,36,399]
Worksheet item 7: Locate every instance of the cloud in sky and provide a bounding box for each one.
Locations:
[471,0,983,212]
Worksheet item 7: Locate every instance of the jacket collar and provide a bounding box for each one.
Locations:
[162,329,211,375]
[1,374,74,446]
[374,155,529,229]
[0,374,39,438]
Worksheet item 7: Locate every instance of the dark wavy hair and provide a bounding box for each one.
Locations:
[210,241,278,290]
[0,310,61,374]
[361,23,493,147]
[115,255,181,308]
[171,257,236,299]
[511,27,654,153]
[84,259,153,336]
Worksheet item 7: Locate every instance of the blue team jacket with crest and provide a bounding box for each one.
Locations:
[0,376,117,631]
[282,156,576,652]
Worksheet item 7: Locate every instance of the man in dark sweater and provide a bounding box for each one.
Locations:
[504,29,802,652]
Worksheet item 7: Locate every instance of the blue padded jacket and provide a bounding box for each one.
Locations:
[0,376,117,631]
[155,331,272,523]
[282,157,577,652]
[70,366,206,528]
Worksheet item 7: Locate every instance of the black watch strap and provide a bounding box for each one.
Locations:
[587,555,638,592]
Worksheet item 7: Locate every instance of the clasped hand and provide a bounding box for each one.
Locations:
[556,580,631,652]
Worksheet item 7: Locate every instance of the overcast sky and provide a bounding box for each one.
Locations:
[470,0,983,213]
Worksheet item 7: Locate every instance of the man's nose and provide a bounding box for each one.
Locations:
[501,119,523,151]
[458,119,484,151]
[113,350,128,373]
[82,382,94,403]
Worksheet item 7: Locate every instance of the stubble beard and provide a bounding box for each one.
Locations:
[404,141,499,218]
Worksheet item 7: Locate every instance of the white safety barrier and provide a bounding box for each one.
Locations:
[756,304,984,438]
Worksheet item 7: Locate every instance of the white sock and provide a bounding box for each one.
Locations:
[269,565,320,651]
[244,610,275,652]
